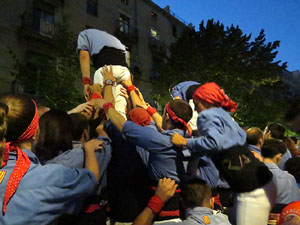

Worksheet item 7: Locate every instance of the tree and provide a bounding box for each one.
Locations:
[10,18,83,111]
[153,19,287,127]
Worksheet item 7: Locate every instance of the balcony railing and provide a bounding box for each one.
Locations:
[114,20,138,43]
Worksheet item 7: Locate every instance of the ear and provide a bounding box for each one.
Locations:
[83,128,89,142]
[275,153,282,164]
[165,112,170,120]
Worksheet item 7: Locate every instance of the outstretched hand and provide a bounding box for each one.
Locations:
[171,133,188,148]
[101,65,116,82]
[84,84,91,101]
[84,139,104,152]
[155,178,177,203]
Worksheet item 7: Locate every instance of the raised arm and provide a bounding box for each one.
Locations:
[122,77,143,108]
[133,178,177,225]
[80,50,92,101]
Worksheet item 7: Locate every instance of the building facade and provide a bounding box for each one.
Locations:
[0,0,186,100]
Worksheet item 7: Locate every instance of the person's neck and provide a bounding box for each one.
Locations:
[263,158,277,164]
[15,141,32,151]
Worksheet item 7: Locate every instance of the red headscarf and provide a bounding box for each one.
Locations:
[129,108,151,127]
[192,82,237,113]
[1,99,39,214]
[165,103,191,137]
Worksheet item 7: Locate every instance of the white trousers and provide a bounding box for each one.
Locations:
[234,181,277,225]
[94,65,130,119]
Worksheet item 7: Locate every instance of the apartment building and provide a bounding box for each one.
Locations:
[0,0,186,99]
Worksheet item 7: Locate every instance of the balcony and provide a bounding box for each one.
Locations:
[148,37,166,57]
[114,20,138,45]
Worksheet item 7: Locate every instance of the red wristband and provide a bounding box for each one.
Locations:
[147,106,157,116]
[147,195,164,214]
[91,93,102,99]
[82,77,92,85]
[127,85,135,92]
[103,102,114,114]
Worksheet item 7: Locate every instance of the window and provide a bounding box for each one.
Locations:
[172,25,177,37]
[32,8,55,37]
[151,11,157,20]
[87,0,98,17]
[150,28,159,40]
[119,14,130,34]
[121,0,129,5]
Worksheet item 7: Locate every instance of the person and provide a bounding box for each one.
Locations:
[263,122,292,170]
[0,93,100,224]
[170,81,201,132]
[69,113,90,148]
[171,82,246,154]
[133,178,231,225]
[285,157,300,189]
[261,139,300,204]
[246,127,264,161]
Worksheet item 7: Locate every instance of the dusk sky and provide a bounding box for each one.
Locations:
[153,0,300,72]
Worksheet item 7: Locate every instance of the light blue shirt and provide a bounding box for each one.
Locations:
[171,81,200,100]
[187,107,246,154]
[278,149,292,170]
[77,29,126,61]
[265,162,300,204]
[46,136,112,194]
[162,207,231,225]
[0,150,96,225]
[122,121,191,182]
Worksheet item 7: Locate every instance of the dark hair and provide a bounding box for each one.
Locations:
[181,178,211,208]
[246,127,263,145]
[0,94,35,142]
[0,103,8,159]
[69,113,89,141]
[285,157,300,183]
[34,109,73,162]
[261,139,287,158]
[265,122,285,140]
[168,99,193,130]
[290,136,298,144]
[186,84,201,101]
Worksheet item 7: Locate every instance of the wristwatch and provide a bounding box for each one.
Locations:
[104,79,114,86]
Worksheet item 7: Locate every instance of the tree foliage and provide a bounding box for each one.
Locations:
[10,19,82,110]
[154,19,287,127]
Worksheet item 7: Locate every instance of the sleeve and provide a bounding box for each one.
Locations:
[77,30,90,53]
[122,121,173,152]
[45,149,85,168]
[289,175,300,201]
[48,166,97,214]
[171,84,183,99]
[186,115,226,153]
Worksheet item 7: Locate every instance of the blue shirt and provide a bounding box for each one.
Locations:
[122,121,190,182]
[278,149,292,170]
[187,107,246,154]
[162,207,231,225]
[46,136,112,194]
[0,150,96,225]
[171,81,200,100]
[77,29,126,61]
[265,162,300,204]
[248,144,261,155]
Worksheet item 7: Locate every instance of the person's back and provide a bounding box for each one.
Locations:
[262,139,300,204]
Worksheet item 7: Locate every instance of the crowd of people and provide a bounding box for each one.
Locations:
[0,29,300,225]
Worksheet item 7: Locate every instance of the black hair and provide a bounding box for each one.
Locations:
[168,99,193,130]
[181,178,211,208]
[69,113,89,141]
[186,84,201,101]
[265,122,286,140]
[246,127,263,145]
[261,139,287,159]
[34,109,73,162]
[285,157,300,183]
[0,94,35,142]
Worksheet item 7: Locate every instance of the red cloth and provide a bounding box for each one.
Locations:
[127,85,135,92]
[82,76,92,85]
[147,195,164,214]
[1,99,38,214]
[192,82,237,113]
[103,102,114,114]
[91,93,102,99]
[146,106,157,116]
[279,201,300,225]
[165,103,191,136]
[129,108,151,127]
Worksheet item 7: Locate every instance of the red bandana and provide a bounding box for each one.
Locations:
[129,108,151,127]
[192,82,237,113]
[1,99,39,214]
[165,103,191,137]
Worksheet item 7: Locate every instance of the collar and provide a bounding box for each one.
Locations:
[186,207,214,218]
[264,162,279,169]
[162,128,186,136]
[248,144,261,153]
